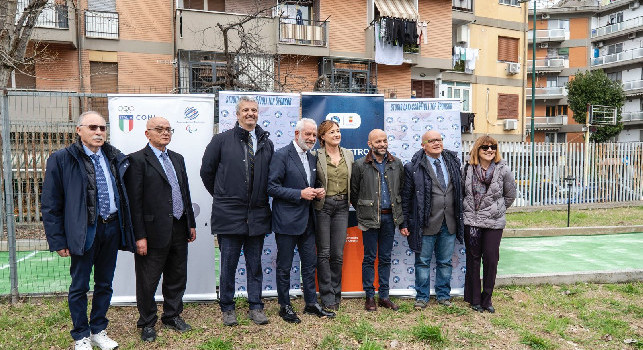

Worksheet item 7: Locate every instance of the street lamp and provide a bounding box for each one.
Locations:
[518,0,536,206]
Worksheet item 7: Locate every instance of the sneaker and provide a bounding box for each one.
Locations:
[437,299,452,307]
[248,309,269,325]
[74,337,92,350]
[471,304,484,313]
[90,330,118,350]
[222,310,238,326]
[162,316,192,332]
[141,326,157,342]
[414,299,428,309]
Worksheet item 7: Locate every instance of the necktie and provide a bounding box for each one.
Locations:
[90,154,111,219]
[434,158,447,189]
[161,153,184,219]
[247,134,255,179]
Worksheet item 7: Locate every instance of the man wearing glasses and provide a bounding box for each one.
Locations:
[125,117,196,342]
[400,130,464,310]
[42,111,136,350]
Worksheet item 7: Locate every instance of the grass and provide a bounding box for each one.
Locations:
[1,282,642,349]
[505,205,643,228]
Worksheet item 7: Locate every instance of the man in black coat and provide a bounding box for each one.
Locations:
[125,117,196,342]
[200,96,274,326]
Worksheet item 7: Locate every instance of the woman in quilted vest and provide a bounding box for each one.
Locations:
[463,135,516,313]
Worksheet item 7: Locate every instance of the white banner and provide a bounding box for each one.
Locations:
[384,98,466,297]
[218,91,302,297]
[108,94,217,304]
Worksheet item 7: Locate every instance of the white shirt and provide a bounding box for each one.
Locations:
[293,140,311,185]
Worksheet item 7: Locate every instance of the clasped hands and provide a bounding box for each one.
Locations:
[300,187,325,201]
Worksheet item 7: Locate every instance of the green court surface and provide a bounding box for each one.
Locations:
[0,250,71,295]
[497,232,643,275]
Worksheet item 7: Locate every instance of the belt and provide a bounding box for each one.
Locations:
[100,213,118,224]
[380,209,392,214]
[328,194,347,201]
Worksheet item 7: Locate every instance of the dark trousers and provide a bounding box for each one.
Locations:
[362,213,395,299]
[314,198,349,307]
[217,233,265,312]
[135,216,188,328]
[68,219,120,340]
[463,225,503,308]
[275,222,317,306]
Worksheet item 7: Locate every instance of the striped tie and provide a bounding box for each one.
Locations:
[247,134,255,178]
[160,153,184,219]
[90,154,111,219]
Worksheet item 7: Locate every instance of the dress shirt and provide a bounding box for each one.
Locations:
[148,143,179,180]
[293,140,311,185]
[427,153,449,186]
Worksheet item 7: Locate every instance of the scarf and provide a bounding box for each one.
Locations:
[472,162,496,211]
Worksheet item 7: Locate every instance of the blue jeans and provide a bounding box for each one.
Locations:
[362,213,395,299]
[68,219,120,340]
[415,221,456,301]
[217,234,265,312]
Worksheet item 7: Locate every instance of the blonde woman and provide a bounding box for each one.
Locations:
[463,136,516,313]
[314,120,354,310]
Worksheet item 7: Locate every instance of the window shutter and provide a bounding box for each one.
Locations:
[411,80,435,98]
[498,36,519,63]
[88,0,116,12]
[498,93,519,119]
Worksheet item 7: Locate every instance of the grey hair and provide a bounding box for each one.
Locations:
[295,118,317,133]
[235,96,259,115]
[77,111,103,126]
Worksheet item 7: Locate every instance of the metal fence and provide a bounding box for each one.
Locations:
[1,90,642,300]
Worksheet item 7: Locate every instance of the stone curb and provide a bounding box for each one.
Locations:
[496,269,643,286]
[505,225,643,238]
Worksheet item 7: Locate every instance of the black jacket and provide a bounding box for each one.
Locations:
[200,123,274,236]
[402,149,464,253]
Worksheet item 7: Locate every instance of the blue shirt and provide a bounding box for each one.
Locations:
[374,154,391,209]
[427,154,449,186]
[83,145,117,215]
[148,143,178,180]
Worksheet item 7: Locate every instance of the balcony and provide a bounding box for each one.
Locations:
[526,86,567,100]
[591,47,643,67]
[527,29,567,43]
[17,0,76,46]
[621,111,643,124]
[623,79,643,96]
[528,116,568,130]
[85,11,119,39]
[527,57,568,72]
[452,0,473,12]
[278,18,327,47]
[591,16,643,40]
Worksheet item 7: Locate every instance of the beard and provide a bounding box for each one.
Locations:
[372,147,387,155]
[297,137,315,151]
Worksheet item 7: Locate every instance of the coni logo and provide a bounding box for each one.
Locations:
[325,113,361,129]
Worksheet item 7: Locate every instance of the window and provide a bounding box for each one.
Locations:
[546,76,558,87]
[608,12,624,25]
[546,105,568,116]
[548,19,570,30]
[558,76,569,86]
[499,0,518,6]
[275,0,314,23]
[89,62,118,117]
[320,57,377,94]
[607,71,622,82]
[607,43,623,55]
[545,132,566,143]
[497,93,519,119]
[498,36,519,63]
[12,63,36,89]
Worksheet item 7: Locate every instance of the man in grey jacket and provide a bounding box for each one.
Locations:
[401,130,464,310]
[350,129,405,312]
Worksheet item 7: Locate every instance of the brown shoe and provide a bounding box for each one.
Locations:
[378,298,399,311]
[364,297,377,312]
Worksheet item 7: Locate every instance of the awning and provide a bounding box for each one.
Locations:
[374,0,419,20]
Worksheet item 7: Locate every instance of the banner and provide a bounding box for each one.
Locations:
[218,91,301,297]
[108,94,216,304]
[302,93,385,295]
[385,98,465,296]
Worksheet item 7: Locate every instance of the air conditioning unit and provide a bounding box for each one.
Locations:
[504,119,518,130]
[507,62,521,75]
[539,42,549,48]
[541,13,550,19]
[627,32,636,39]
[630,1,640,9]
[597,41,604,47]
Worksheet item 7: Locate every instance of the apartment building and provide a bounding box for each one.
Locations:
[526,0,643,143]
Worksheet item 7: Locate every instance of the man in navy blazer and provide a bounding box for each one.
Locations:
[268,118,336,323]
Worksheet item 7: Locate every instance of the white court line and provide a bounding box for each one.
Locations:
[0,250,40,270]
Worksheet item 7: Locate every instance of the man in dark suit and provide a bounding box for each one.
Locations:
[125,117,196,342]
[268,118,335,323]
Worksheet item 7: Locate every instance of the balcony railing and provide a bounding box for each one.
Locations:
[621,111,643,122]
[527,57,568,71]
[85,10,119,39]
[527,29,567,42]
[591,47,643,66]
[528,116,568,129]
[526,86,567,99]
[16,0,68,29]
[591,16,643,38]
[452,0,473,12]
[278,18,327,47]
[623,79,643,91]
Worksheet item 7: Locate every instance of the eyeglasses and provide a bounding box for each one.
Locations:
[423,138,443,145]
[147,127,174,134]
[480,145,498,151]
[80,124,106,132]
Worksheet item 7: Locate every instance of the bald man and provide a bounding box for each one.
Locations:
[125,117,196,342]
[350,129,405,312]
[401,130,464,310]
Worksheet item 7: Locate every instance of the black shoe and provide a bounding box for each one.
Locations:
[471,304,484,313]
[484,306,496,313]
[279,305,301,324]
[303,303,336,319]
[162,316,192,332]
[141,326,156,342]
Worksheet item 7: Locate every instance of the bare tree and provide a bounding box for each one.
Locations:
[0,0,49,89]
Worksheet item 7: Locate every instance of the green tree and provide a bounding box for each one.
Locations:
[566,69,625,142]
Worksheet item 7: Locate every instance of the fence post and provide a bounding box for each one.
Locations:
[1,90,19,304]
